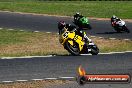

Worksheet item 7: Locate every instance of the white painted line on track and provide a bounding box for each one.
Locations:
[0,51,132,59]
[90,36,131,41]
[1,57,32,59]
[124,39,131,41]
[81,51,132,56]
[59,77,75,79]
[81,54,92,56]
[46,32,51,33]
[109,38,116,40]
[31,79,44,81]
[15,80,28,82]
[2,81,13,83]
[20,30,24,31]
[108,52,126,54]
[99,53,112,55]
[99,51,132,55]
[34,31,40,32]
[125,51,132,52]
[8,29,14,30]
[44,78,58,80]
[0,77,76,83]
[99,37,103,39]
[1,55,54,59]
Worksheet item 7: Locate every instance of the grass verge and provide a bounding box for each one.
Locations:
[0,1,132,19]
[0,29,132,57]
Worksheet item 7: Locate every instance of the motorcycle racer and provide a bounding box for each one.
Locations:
[73,12,92,43]
[111,15,123,28]
[58,21,76,34]
[58,21,92,45]
[58,21,99,55]
[74,12,92,29]
[111,15,130,33]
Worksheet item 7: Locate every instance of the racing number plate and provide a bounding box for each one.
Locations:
[63,31,69,39]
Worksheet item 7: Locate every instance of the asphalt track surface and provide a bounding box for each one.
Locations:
[0,11,132,39]
[0,12,132,88]
[0,52,132,88]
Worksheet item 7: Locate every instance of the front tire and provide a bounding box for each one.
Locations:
[65,39,80,56]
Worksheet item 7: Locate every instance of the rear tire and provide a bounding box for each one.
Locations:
[89,45,99,55]
[123,26,130,33]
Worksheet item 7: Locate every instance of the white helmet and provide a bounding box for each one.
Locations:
[112,15,117,19]
[76,12,80,15]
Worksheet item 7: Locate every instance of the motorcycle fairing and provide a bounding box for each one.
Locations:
[73,35,85,51]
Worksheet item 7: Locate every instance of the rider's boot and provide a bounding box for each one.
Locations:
[83,34,95,52]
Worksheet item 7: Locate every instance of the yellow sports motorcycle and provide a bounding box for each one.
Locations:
[59,27,99,55]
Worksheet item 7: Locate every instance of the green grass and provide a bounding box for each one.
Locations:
[93,37,132,53]
[0,1,132,18]
[0,29,68,57]
[0,29,132,57]
[0,29,32,45]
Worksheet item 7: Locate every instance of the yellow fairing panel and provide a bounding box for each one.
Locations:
[68,32,75,39]
[68,40,73,46]
[61,32,75,45]
[74,35,84,51]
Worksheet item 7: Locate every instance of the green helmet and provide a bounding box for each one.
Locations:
[79,17,89,24]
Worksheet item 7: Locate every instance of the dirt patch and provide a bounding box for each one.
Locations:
[91,37,132,52]
[0,32,68,56]
[0,80,71,88]
[0,29,131,57]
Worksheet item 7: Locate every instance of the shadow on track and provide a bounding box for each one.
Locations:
[52,54,83,57]
[96,31,124,34]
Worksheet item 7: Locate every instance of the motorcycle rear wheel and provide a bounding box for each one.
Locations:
[89,45,99,55]
[123,26,130,33]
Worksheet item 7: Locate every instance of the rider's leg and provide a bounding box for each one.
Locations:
[84,33,92,43]
[79,30,92,43]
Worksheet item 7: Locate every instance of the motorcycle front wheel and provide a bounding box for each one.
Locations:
[65,39,80,56]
